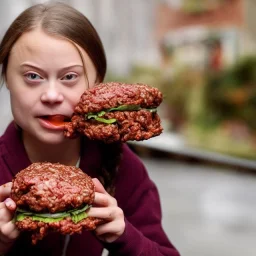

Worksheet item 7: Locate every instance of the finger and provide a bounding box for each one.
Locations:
[93,192,116,207]
[0,202,5,210]
[88,206,123,221]
[4,198,16,211]
[92,178,107,194]
[88,206,116,220]
[0,221,20,243]
[93,193,109,207]
[94,220,125,237]
[0,183,12,202]
[0,203,13,222]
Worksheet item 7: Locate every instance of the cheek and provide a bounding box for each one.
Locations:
[72,73,96,101]
[8,84,35,114]
[70,82,89,105]
[6,75,26,98]
[70,92,83,107]
[10,96,28,126]
[10,93,30,114]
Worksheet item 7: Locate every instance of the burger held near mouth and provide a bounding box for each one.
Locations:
[64,82,163,143]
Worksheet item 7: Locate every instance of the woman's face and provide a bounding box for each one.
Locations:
[6,28,97,144]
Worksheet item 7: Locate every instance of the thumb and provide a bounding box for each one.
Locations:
[0,182,12,202]
[4,198,17,211]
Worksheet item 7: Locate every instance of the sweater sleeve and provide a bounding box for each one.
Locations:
[104,146,180,256]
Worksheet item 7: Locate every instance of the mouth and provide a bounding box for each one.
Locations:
[39,115,71,127]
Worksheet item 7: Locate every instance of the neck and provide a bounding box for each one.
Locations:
[22,132,81,166]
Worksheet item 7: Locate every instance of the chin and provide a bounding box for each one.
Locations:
[37,132,68,145]
[23,127,67,145]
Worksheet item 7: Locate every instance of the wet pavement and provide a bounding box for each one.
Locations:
[141,156,256,256]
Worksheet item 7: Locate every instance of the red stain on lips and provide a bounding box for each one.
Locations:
[41,115,70,126]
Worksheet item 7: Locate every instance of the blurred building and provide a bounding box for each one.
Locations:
[156,0,256,70]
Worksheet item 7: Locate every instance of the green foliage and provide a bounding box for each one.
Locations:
[160,68,193,118]
[182,0,223,14]
[204,56,256,129]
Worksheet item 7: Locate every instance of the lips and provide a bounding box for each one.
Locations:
[40,115,70,127]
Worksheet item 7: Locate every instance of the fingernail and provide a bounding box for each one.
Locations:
[4,198,12,208]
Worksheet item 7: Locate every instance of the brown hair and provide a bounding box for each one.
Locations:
[0,2,121,195]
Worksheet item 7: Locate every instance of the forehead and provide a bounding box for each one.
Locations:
[10,28,91,67]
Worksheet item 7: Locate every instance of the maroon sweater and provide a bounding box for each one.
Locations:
[0,123,180,256]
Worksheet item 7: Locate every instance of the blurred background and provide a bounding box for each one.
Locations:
[0,0,256,255]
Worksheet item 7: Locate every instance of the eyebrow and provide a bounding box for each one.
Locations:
[20,63,84,73]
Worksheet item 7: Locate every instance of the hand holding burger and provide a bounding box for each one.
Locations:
[0,183,19,254]
[88,178,125,243]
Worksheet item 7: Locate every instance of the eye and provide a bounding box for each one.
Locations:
[61,73,78,81]
[25,72,43,81]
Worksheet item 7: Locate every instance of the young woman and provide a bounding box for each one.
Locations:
[0,2,180,256]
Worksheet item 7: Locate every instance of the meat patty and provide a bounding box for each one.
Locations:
[11,162,95,213]
[16,215,103,244]
[65,109,162,143]
[74,82,163,114]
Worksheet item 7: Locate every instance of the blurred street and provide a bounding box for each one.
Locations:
[141,156,256,256]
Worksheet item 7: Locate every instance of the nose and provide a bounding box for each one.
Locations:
[40,84,64,104]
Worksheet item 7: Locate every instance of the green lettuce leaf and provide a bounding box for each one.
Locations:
[15,213,26,222]
[68,205,90,214]
[15,214,66,223]
[108,104,141,111]
[71,212,88,224]
[16,208,70,218]
[32,216,65,223]
[14,205,90,224]
[85,104,157,124]
[97,111,106,117]
[87,115,117,124]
